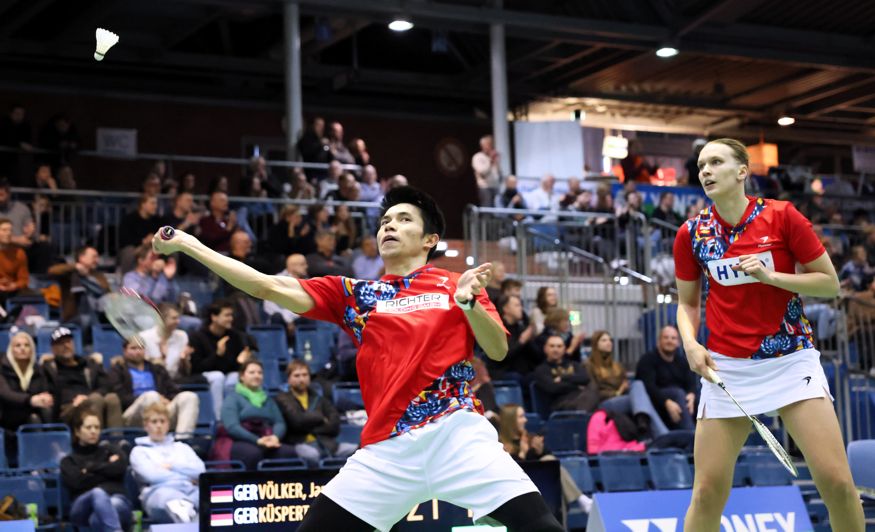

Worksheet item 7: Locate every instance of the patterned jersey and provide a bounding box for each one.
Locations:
[298,265,506,447]
[673,197,825,359]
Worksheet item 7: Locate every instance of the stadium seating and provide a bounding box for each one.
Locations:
[741,447,793,486]
[247,324,290,363]
[847,439,875,494]
[528,381,553,420]
[333,382,365,412]
[294,327,335,375]
[0,323,12,353]
[493,380,524,407]
[262,356,284,393]
[100,427,147,455]
[179,383,217,427]
[0,474,57,525]
[5,295,51,321]
[597,451,648,492]
[0,427,6,469]
[319,457,348,469]
[646,448,693,490]
[17,423,72,471]
[256,458,307,471]
[204,460,246,471]
[337,423,363,447]
[91,324,125,367]
[544,411,589,454]
[35,324,83,358]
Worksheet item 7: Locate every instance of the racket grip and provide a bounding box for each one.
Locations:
[706,367,723,385]
[160,226,175,240]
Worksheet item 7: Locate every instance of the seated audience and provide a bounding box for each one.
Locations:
[109,337,199,435]
[219,360,297,470]
[269,204,315,256]
[161,191,202,234]
[530,286,558,334]
[497,404,592,513]
[351,236,383,280]
[532,307,585,361]
[48,246,109,329]
[488,295,535,379]
[533,335,599,413]
[585,330,666,438]
[264,254,308,333]
[61,407,133,532]
[275,361,357,468]
[839,245,874,292]
[0,218,29,302]
[118,194,162,271]
[306,231,352,278]
[130,402,204,523]
[485,261,506,303]
[330,203,358,254]
[141,303,192,380]
[0,331,53,461]
[199,191,237,253]
[189,301,254,419]
[122,246,179,302]
[635,326,697,431]
[43,326,122,427]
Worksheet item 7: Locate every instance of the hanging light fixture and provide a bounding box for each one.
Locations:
[389,17,414,31]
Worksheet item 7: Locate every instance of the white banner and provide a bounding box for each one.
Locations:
[852,145,875,173]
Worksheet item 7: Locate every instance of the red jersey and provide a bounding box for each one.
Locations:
[299,265,506,447]
[673,197,825,358]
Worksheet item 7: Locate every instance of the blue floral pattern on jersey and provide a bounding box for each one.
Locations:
[339,269,429,343]
[687,198,814,359]
[390,360,484,438]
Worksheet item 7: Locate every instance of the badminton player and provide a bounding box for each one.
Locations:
[674,138,864,531]
[153,186,563,532]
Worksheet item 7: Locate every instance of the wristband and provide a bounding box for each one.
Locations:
[455,296,475,310]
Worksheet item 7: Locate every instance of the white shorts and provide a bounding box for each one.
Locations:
[321,409,539,532]
[698,348,833,419]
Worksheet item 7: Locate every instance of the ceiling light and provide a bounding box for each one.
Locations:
[656,46,678,58]
[777,116,795,126]
[389,18,413,31]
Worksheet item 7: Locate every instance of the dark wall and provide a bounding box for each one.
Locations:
[0,90,487,237]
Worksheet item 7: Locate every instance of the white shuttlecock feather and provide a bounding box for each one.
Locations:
[94,28,119,61]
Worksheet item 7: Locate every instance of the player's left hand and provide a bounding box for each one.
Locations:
[454,262,492,305]
[732,254,774,284]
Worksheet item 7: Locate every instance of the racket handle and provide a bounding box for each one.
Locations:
[706,367,723,385]
[160,226,175,240]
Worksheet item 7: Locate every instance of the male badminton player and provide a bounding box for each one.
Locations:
[674,138,863,531]
[153,186,563,532]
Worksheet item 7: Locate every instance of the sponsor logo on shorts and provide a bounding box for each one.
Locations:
[803,376,811,385]
[376,293,449,314]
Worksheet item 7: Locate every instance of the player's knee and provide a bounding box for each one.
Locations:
[816,470,857,504]
[691,475,731,507]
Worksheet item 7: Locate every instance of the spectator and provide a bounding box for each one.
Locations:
[684,138,707,188]
[0,178,35,246]
[297,117,330,182]
[162,192,202,234]
[225,231,271,330]
[499,278,523,300]
[306,231,352,278]
[130,402,204,523]
[485,261,506,303]
[289,168,316,200]
[326,172,361,203]
[352,236,383,280]
[488,295,535,379]
[245,155,282,198]
[839,246,874,292]
[331,204,358,255]
[122,247,179,304]
[0,332,53,461]
[109,337,199,435]
[359,165,383,204]
[532,308,585,361]
[33,163,58,192]
[264,254,308,332]
[472,134,500,207]
[304,204,332,235]
[0,218,29,302]
[524,174,560,213]
[635,326,697,432]
[179,172,197,195]
[533,335,598,413]
[348,137,370,169]
[142,173,162,197]
[319,160,343,200]
[585,330,665,438]
[219,360,297,470]
[530,286,558,334]
[497,404,593,513]
[207,175,229,195]
[48,246,110,328]
[228,230,272,274]
[189,300,253,419]
[327,121,355,166]
[38,113,80,167]
[386,174,409,190]
[199,191,237,253]
[559,178,584,210]
[269,204,314,256]
[0,104,33,184]
[61,407,133,532]
[494,175,527,220]
[616,189,644,230]
[42,326,123,427]
[275,360,357,468]
[141,303,192,381]
[57,164,77,190]
[118,194,162,271]
[651,192,684,226]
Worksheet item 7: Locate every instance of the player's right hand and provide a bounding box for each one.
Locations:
[152,227,186,256]
[685,342,718,378]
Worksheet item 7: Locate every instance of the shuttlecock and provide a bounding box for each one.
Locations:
[94,28,119,61]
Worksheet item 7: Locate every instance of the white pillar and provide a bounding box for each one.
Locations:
[489,7,511,177]
[283,1,303,161]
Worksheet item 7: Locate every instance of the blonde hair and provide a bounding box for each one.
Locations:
[707,138,750,167]
[143,401,170,422]
[497,404,524,455]
[6,331,36,361]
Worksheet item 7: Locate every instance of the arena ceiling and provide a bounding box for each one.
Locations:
[3,0,875,144]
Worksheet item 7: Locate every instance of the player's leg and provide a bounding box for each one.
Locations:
[684,417,750,532]
[298,494,373,532]
[486,491,564,532]
[779,398,864,531]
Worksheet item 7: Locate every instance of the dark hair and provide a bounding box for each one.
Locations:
[378,186,446,261]
[0,217,11,227]
[500,279,523,293]
[75,245,95,260]
[135,245,151,262]
[69,406,101,433]
[286,359,310,376]
[240,359,263,374]
[535,286,557,313]
[207,299,233,318]
[0,178,10,190]
[121,336,143,348]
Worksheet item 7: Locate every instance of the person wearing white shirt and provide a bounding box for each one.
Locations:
[140,303,190,380]
[472,135,501,207]
[524,174,560,213]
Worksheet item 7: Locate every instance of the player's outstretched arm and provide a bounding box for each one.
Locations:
[152,229,314,314]
[455,262,508,361]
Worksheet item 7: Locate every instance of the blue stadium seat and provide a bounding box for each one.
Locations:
[0,427,6,469]
[528,381,552,420]
[36,324,83,358]
[0,323,12,353]
[204,460,246,471]
[101,428,147,454]
[337,423,362,446]
[92,324,125,367]
[524,413,543,434]
[262,357,284,392]
[733,456,749,487]
[493,380,523,407]
[176,276,214,318]
[319,457,348,469]
[598,452,648,492]
[247,325,290,363]
[17,423,72,471]
[257,458,307,471]
[544,411,589,454]
[333,382,364,412]
[848,440,875,495]
[646,448,693,490]
[741,447,793,486]
[559,454,595,493]
[295,328,335,374]
[0,475,48,518]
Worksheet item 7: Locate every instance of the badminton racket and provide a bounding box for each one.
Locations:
[103,287,164,348]
[706,368,798,477]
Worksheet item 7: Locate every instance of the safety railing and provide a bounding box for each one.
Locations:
[835,295,875,441]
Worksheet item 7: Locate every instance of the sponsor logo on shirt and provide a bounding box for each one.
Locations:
[707,251,775,286]
[757,235,773,248]
[375,293,450,314]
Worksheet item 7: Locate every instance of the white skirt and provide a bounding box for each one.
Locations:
[697,348,833,419]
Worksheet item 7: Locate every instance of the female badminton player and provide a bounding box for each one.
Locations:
[674,138,864,531]
[153,186,563,532]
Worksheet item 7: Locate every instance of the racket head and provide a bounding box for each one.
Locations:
[103,288,164,345]
[751,416,798,477]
